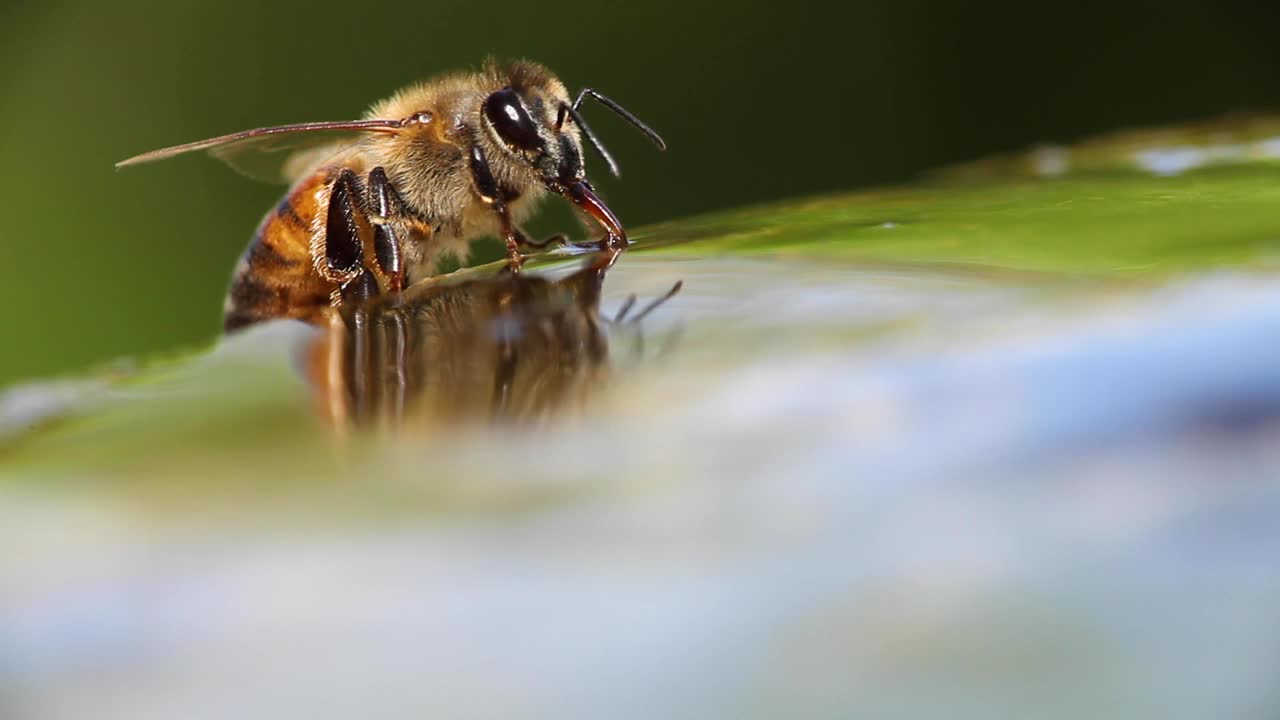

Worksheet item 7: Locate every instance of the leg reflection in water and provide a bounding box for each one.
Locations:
[305,254,680,433]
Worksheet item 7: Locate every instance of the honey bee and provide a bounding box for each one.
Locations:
[118,59,665,331]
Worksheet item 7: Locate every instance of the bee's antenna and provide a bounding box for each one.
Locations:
[574,89,667,151]
[564,104,621,177]
[561,88,667,178]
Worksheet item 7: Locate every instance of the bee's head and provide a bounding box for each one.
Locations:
[476,61,666,241]
[480,82,584,189]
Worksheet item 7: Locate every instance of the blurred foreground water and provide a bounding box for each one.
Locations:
[3,123,1280,718]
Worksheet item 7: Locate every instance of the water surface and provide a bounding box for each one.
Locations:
[3,125,1280,718]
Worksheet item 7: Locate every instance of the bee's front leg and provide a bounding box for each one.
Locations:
[467,144,530,269]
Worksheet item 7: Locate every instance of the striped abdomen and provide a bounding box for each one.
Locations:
[223,170,337,331]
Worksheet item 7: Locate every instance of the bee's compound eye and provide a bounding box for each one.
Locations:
[483,88,544,153]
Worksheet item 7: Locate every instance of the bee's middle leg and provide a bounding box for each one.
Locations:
[367,167,412,293]
[324,168,407,306]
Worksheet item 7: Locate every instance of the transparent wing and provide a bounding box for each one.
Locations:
[209,132,374,185]
[116,120,404,185]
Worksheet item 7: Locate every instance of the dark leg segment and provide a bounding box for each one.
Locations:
[340,270,379,304]
[326,169,365,276]
[469,146,502,205]
[373,226,402,291]
[367,167,406,292]
[468,144,527,268]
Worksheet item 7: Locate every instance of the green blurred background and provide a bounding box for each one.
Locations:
[2,0,1279,386]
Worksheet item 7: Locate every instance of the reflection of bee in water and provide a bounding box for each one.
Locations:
[307,257,681,432]
[118,60,665,332]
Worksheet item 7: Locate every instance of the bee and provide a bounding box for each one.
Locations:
[118,59,665,332]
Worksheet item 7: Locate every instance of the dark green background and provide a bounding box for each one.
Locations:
[2,0,1278,386]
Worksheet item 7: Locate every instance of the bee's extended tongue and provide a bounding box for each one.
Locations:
[565,181,625,243]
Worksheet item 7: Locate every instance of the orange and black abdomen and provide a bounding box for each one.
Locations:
[223,170,336,331]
